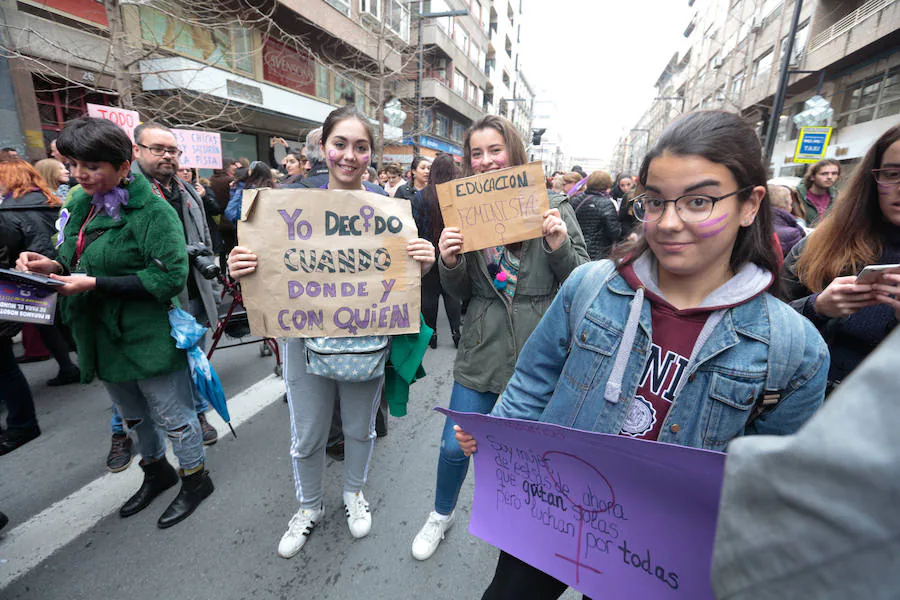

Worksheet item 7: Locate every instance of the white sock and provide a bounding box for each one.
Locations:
[433,511,452,521]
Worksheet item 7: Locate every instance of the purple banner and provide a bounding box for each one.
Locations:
[0,281,57,324]
[438,409,726,599]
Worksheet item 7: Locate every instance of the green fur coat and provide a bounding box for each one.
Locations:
[57,173,189,383]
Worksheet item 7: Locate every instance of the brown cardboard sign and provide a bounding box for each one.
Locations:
[436,161,549,253]
[237,188,421,338]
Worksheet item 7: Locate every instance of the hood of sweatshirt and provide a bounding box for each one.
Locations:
[600,252,773,404]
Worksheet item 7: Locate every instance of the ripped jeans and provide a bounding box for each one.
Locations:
[103,368,205,470]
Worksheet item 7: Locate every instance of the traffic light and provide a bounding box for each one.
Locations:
[531,128,546,146]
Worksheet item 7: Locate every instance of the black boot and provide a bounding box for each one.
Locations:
[157,467,214,529]
[119,458,179,518]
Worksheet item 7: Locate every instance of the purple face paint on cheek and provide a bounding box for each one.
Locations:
[327,149,337,164]
[359,154,370,163]
[697,213,729,228]
[699,224,729,239]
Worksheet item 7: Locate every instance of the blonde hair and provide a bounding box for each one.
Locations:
[586,170,613,191]
[551,175,565,192]
[34,158,65,190]
[562,172,583,186]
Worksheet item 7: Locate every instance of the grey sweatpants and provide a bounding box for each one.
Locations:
[282,338,383,510]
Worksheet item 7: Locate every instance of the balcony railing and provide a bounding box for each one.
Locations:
[807,0,893,53]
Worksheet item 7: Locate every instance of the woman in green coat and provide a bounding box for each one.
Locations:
[16,117,214,529]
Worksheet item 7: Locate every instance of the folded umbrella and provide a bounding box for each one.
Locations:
[168,306,236,438]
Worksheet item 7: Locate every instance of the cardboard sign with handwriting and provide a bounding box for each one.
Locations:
[237,189,421,338]
[438,408,725,599]
[436,162,549,252]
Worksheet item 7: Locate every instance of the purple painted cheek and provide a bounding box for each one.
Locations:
[877,182,893,190]
[327,150,338,164]
[359,154,370,164]
[699,224,729,239]
[697,213,729,228]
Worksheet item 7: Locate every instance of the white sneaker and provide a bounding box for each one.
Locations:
[277,505,324,558]
[411,511,455,560]
[344,491,372,539]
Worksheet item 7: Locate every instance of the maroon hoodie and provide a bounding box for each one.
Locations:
[616,256,773,440]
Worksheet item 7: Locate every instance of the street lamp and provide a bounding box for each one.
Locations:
[763,0,804,166]
[413,4,469,154]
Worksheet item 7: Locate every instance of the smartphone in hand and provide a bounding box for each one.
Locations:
[856,264,900,285]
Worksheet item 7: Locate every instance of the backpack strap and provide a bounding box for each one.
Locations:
[753,294,806,419]
[567,260,617,351]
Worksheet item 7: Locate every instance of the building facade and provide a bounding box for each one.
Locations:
[612,0,899,178]
[0,0,405,165]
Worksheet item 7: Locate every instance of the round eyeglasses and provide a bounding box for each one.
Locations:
[631,186,753,223]
[872,168,900,185]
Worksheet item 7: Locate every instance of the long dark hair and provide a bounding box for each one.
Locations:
[796,124,900,291]
[245,161,275,189]
[616,110,780,282]
[422,152,458,243]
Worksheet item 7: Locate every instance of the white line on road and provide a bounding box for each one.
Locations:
[0,374,285,590]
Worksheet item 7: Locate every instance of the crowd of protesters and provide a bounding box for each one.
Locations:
[2,109,900,599]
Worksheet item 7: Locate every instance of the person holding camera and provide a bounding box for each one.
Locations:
[16,117,214,527]
[95,122,221,473]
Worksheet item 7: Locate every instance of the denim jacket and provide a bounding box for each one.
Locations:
[492,261,829,452]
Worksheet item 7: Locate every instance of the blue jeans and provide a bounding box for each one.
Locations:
[104,368,205,470]
[111,389,208,433]
[434,382,498,515]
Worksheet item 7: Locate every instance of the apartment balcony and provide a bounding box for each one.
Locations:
[421,23,488,88]
[275,0,402,71]
[804,0,899,71]
[398,77,483,123]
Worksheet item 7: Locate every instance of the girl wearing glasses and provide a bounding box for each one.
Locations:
[783,124,900,394]
[453,110,829,599]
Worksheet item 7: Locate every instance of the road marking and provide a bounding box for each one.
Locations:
[0,374,285,589]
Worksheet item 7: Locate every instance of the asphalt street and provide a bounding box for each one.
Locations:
[0,316,580,600]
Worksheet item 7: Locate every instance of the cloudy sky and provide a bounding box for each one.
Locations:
[519,0,695,164]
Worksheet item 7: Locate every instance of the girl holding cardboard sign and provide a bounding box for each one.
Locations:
[453,111,829,598]
[410,115,590,561]
[227,105,436,559]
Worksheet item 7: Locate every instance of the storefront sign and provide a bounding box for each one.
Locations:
[86,103,139,141]
[436,162,550,253]
[262,37,315,96]
[793,126,833,164]
[237,189,421,338]
[33,0,108,26]
[403,135,462,156]
[172,129,222,169]
[226,79,263,105]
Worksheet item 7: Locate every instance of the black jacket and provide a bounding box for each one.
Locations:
[782,231,900,384]
[570,190,621,260]
[0,190,60,268]
[393,181,420,201]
